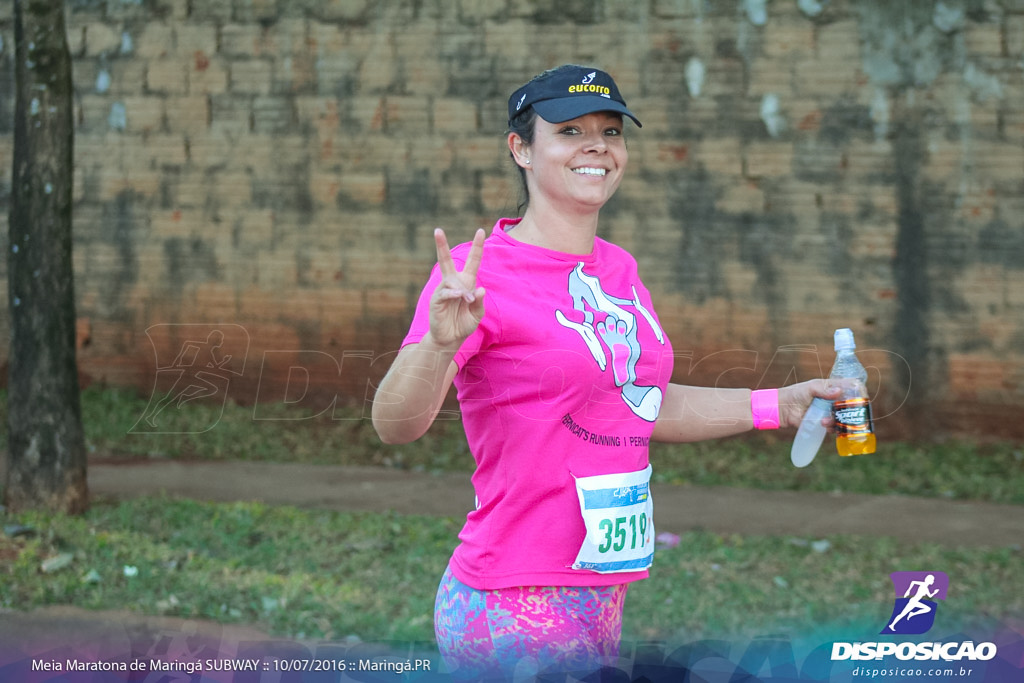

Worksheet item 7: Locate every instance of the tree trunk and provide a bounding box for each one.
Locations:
[5,0,88,514]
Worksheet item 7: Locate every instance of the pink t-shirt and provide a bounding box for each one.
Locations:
[403,218,674,589]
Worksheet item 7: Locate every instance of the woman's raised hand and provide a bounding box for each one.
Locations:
[428,228,486,348]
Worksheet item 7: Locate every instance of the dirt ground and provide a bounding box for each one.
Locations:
[2,459,1022,680]
[85,459,1024,547]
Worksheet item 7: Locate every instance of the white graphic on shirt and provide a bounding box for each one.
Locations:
[555,263,665,422]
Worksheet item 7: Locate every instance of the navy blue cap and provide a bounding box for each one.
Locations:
[508,66,642,128]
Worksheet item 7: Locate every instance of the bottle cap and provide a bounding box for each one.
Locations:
[834,328,856,351]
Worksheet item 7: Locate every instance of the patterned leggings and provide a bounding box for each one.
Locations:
[433,564,628,681]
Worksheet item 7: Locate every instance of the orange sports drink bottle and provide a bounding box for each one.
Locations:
[829,328,876,456]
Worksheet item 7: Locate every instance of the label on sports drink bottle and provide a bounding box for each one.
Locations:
[833,397,873,436]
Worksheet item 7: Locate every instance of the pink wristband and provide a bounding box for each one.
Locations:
[751,389,780,430]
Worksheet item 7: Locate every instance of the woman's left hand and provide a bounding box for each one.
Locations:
[777,379,848,430]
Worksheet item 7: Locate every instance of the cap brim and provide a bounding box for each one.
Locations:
[533,96,642,128]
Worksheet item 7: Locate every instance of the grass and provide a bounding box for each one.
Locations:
[0,498,452,641]
[51,386,1024,505]
[1,498,1020,644]
[632,532,1022,642]
[0,386,1022,646]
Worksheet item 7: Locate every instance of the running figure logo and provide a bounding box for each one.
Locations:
[555,263,665,422]
[132,324,249,434]
[881,571,949,635]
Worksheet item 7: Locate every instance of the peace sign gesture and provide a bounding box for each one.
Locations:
[428,228,486,348]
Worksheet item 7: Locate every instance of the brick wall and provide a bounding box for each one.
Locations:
[1,0,1022,439]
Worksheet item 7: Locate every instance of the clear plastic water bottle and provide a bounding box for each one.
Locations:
[790,396,831,468]
[790,328,875,467]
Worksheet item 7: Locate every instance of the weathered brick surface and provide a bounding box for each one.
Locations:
[1,1,1023,439]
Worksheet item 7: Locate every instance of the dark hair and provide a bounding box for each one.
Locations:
[507,107,538,213]
[505,65,589,213]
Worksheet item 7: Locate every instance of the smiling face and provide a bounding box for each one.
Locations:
[511,111,628,215]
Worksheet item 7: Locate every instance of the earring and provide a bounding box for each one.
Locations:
[524,158,530,164]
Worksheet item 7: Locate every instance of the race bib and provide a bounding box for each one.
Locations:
[571,465,655,573]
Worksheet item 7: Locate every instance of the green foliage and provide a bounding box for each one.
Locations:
[5,386,1014,503]
[649,436,1024,504]
[627,533,1022,641]
[1,499,459,641]
[1,387,1021,645]
[1,499,1019,643]
[74,386,471,471]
